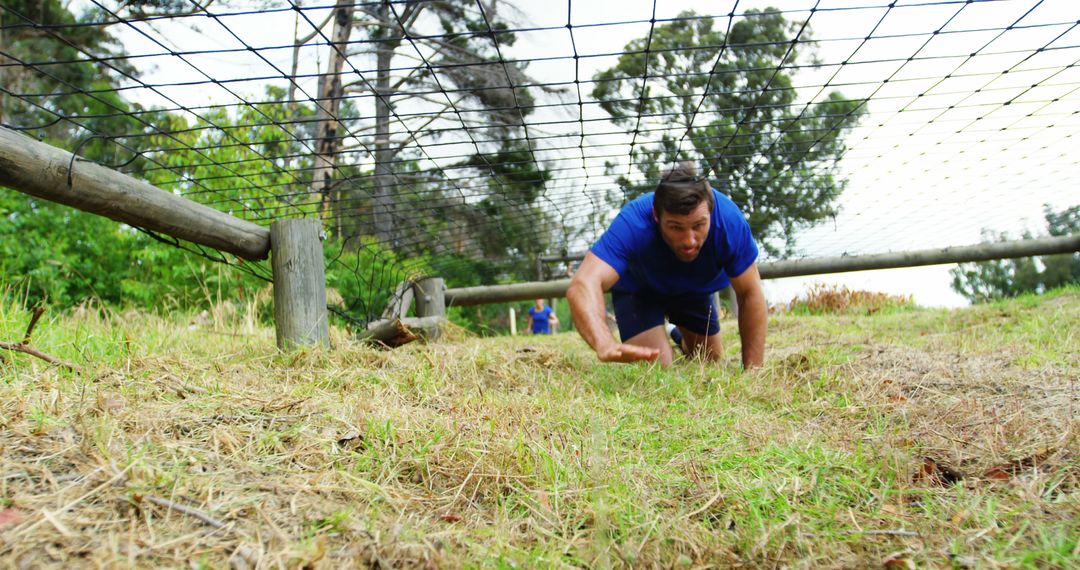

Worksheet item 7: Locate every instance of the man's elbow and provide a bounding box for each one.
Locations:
[566,277,587,304]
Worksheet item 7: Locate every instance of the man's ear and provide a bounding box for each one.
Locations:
[652,207,660,224]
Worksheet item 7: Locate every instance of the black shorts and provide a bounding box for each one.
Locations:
[611,289,721,341]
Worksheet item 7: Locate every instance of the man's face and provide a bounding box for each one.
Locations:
[655,201,710,262]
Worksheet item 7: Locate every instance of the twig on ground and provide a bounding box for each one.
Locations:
[843,529,921,538]
[262,396,311,413]
[0,341,78,370]
[1,306,78,370]
[23,306,46,344]
[142,495,226,529]
[684,488,724,520]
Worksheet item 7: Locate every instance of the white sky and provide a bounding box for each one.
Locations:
[74,0,1080,307]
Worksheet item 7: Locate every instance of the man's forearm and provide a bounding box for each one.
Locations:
[737,290,767,368]
[567,281,614,353]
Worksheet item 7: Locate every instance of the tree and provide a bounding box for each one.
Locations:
[296,0,552,261]
[592,9,866,256]
[950,206,1080,303]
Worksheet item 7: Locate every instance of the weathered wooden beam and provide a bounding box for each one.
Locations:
[271,220,329,350]
[757,234,1080,279]
[448,235,1080,306]
[0,126,270,260]
[446,279,572,307]
[357,316,446,347]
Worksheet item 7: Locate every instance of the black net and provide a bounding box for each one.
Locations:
[1,0,1077,322]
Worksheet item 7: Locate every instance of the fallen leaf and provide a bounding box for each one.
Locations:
[96,392,125,413]
[536,490,550,510]
[229,543,259,570]
[336,429,363,447]
[882,551,915,569]
[914,457,963,486]
[439,513,462,523]
[982,449,1054,481]
[0,508,25,527]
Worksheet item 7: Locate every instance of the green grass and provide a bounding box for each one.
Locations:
[0,286,1077,568]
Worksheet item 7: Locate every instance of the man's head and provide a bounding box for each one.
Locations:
[653,162,713,262]
[534,298,546,309]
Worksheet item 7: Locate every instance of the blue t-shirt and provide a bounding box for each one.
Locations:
[590,189,758,295]
[528,306,553,334]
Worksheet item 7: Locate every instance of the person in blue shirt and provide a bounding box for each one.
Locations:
[566,163,767,368]
[526,298,559,334]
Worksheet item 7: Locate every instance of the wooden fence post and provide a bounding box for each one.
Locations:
[413,277,446,340]
[271,219,329,350]
[413,277,446,318]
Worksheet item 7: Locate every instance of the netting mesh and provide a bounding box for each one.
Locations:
[1,0,1077,323]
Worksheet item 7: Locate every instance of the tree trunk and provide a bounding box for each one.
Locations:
[372,1,398,248]
[314,0,355,237]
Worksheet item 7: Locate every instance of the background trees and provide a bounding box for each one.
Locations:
[592,9,866,256]
[299,1,552,259]
[950,206,1079,303]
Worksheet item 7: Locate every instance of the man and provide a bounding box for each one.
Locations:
[526,298,559,334]
[566,163,767,368]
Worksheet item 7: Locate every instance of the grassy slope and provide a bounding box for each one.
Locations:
[0,288,1077,568]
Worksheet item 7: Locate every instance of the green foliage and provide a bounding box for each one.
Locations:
[592,9,867,256]
[950,205,1080,303]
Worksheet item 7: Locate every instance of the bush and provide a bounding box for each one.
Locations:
[788,283,914,315]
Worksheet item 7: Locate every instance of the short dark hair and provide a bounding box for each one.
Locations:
[654,162,713,217]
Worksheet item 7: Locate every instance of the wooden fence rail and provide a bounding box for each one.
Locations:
[0,126,270,260]
[0,126,326,349]
[449,234,1080,306]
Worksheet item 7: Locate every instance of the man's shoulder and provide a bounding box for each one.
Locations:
[611,192,657,233]
[622,192,655,217]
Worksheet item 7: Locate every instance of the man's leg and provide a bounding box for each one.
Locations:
[625,326,675,366]
[675,326,722,361]
[612,291,674,366]
[668,293,723,362]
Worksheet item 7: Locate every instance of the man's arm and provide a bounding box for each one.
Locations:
[525,314,533,335]
[567,253,659,363]
[729,262,767,369]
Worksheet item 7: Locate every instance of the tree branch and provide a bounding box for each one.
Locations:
[23,306,45,344]
[0,342,77,371]
[0,306,77,371]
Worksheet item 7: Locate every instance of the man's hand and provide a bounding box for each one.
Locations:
[597,343,660,363]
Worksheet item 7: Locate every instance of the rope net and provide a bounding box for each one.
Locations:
[1,0,1077,322]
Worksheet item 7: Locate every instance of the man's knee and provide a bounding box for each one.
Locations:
[624,325,674,366]
[677,326,723,360]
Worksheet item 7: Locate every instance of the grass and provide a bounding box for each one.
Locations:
[0,285,1077,568]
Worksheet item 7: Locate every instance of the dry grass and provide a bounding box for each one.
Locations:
[788,283,914,315]
[0,287,1077,568]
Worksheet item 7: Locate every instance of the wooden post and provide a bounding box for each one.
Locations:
[413,277,446,317]
[271,219,329,350]
[509,307,517,336]
[413,277,445,341]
